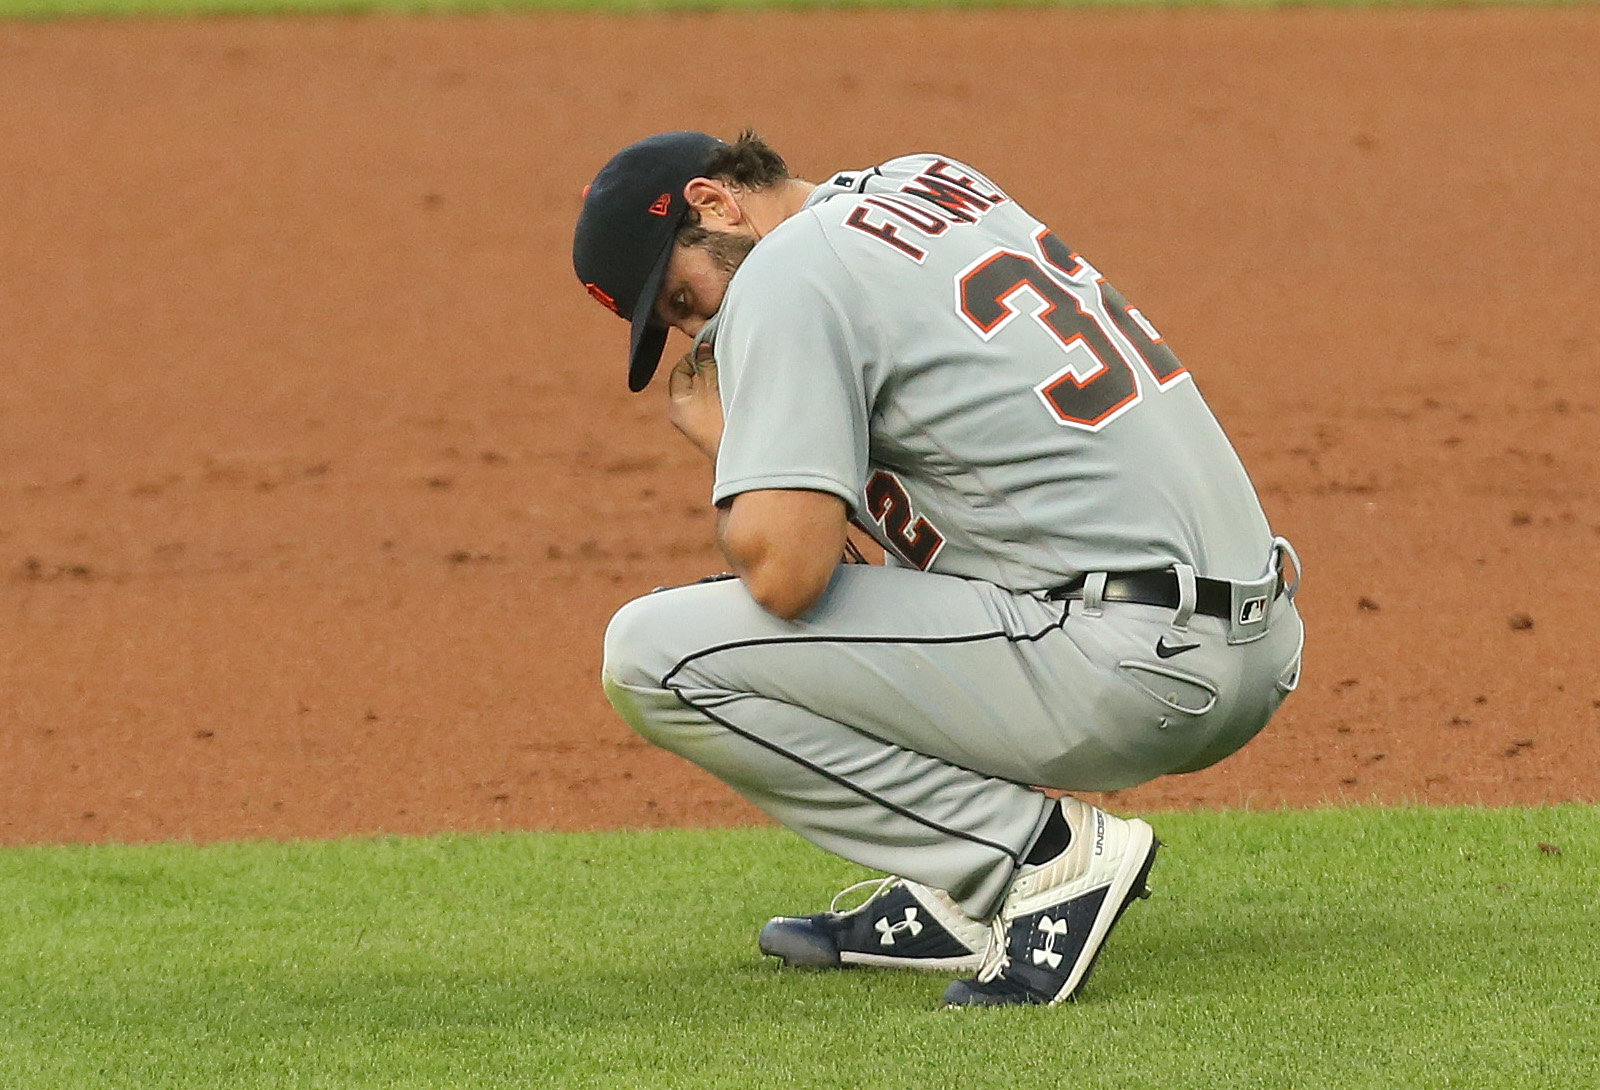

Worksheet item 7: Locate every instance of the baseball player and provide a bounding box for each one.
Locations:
[572,131,1304,1007]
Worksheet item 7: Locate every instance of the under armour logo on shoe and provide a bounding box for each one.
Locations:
[874,908,924,946]
[1031,916,1069,969]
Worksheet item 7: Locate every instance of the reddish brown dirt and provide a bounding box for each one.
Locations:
[2,9,1598,846]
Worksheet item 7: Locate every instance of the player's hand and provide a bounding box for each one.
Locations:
[668,343,723,461]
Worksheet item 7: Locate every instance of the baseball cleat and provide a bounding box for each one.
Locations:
[759,876,992,972]
[942,798,1158,1008]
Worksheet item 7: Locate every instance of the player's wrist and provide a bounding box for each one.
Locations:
[670,414,721,461]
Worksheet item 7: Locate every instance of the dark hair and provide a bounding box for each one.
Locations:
[704,129,790,190]
[677,130,790,244]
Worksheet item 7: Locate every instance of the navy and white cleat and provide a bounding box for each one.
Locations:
[943,798,1159,1007]
[760,876,991,972]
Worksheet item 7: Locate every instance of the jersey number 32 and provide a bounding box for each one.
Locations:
[957,228,1189,431]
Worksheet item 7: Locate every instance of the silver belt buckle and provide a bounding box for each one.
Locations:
[1226,573,1277,644]
[1226,538,1302,644]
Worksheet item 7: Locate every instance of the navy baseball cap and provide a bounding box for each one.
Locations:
[573,131,727,392]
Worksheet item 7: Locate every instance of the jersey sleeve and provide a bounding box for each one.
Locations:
[710,227,875,514]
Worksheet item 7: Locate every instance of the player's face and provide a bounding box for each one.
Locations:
[654,229,756,338]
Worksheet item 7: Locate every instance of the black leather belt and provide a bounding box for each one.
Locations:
[1047,569,1280,620]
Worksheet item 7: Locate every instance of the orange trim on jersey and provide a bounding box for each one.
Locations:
[844,205,928,263]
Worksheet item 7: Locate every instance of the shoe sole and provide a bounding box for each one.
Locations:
[839,950,985,971]
[1045,824,1159,1004]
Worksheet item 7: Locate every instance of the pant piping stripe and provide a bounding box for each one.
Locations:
[664,680,1025,869]
[657,609,1069,871]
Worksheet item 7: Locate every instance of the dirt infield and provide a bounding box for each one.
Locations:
[2,8,1597,846]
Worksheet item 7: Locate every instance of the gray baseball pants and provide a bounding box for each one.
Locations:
[602,563,1303,919]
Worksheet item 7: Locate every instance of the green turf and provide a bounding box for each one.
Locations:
[1,806,1595,1088]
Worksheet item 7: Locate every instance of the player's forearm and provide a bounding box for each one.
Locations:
[672,407,723,462]
[716,490,848,621]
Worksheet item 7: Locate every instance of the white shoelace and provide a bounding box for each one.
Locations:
[828,876,899,915]
[975,916,1011,982]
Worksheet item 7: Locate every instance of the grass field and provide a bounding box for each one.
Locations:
[2,807,1595,1088]
[5,0,1595,1085]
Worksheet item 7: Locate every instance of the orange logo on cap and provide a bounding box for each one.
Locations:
[585,282,620,315]
[647,193,672,216]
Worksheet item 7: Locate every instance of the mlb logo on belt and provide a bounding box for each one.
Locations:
[1238,596,1268,625]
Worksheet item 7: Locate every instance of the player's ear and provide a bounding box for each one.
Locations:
[683,177,743,229]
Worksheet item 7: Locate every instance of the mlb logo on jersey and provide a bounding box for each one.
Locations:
[1239,596,1267,626]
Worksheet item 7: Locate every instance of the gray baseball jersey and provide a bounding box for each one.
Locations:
[604,152,1303,922]
[704,154,1275,589]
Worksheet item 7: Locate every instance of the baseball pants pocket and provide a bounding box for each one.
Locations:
[1114,661,1219,717]
[1099,658,1229,778]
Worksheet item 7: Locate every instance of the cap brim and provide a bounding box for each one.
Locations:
[626,240,676,392]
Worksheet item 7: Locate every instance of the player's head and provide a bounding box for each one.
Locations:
[573,130,790,390]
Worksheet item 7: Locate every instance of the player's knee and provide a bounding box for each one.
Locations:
[600,593,677,695]
[602,593,709,753]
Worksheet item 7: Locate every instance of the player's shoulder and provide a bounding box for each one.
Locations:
[719,205,845,320]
